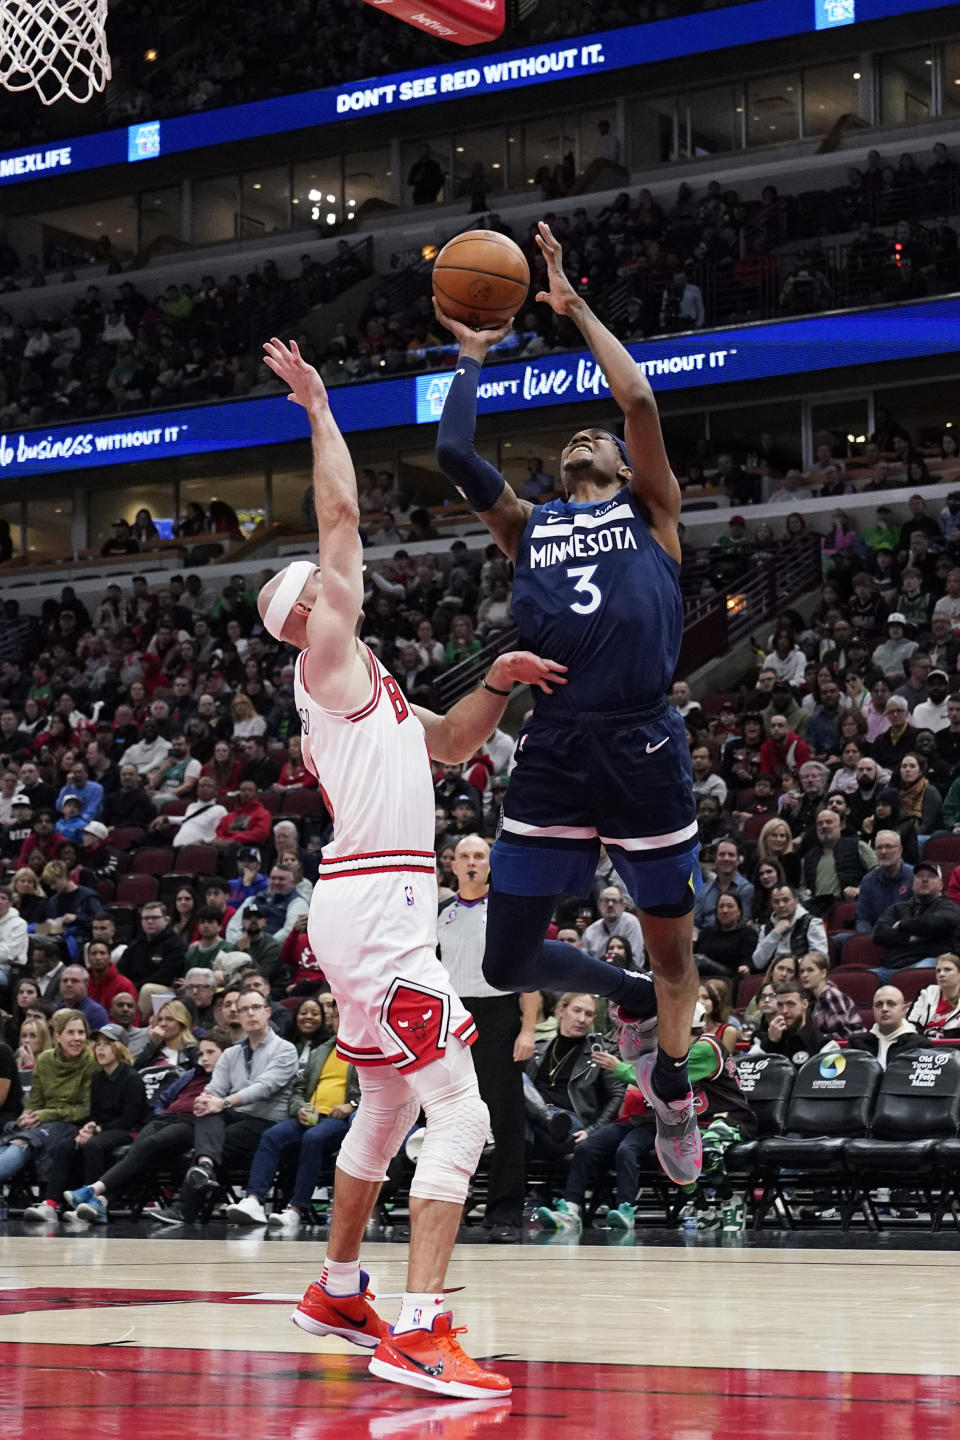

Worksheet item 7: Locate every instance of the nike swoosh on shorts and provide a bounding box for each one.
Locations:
[645,738,669,754]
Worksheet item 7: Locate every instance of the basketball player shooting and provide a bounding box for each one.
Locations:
[257,338,564,1400]
[432,221,703,1188]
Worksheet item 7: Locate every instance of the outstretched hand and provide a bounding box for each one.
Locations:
[489,650,568,695]
[263,337,328,412]
[534,221,580,316]
[432,298,515,353]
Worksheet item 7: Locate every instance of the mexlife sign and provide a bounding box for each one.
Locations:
[1,297,958,480]
[0,0,952,189]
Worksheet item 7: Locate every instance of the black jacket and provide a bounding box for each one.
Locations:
[759,1018,830,1063]
[118,926,188,989]
[873,894,960,967]
[103,787,156,830]
[847,1029,926,1064]
[526,1032,626,1133]
[89,1062,149,1132]
[802,836,872,898]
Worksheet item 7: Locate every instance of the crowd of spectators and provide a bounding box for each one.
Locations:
[0,246,372,431]
[5,435,960,1224]
[315,146,960,394]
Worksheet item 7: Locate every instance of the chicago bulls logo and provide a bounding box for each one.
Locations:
[380,978,451,1071]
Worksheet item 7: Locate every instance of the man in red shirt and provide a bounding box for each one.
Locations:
[757,714,811,782]
[85,939,138,1012]
[212,780,272,848]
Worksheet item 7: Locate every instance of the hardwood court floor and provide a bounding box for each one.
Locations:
[0,1227,957,1439]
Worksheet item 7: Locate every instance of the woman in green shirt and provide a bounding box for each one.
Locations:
[0,1008,97,1214]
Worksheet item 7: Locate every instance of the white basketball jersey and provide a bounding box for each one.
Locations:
[293,642,436,879]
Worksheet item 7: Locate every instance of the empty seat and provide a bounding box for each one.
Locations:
[824,900,857,934]
[921,835,960,866]
[890,968,936,1005]
[836,934,886,970]
[115,874,159,906]
[736,974,765,1010]
[833,971,878,1007]
[178,845,217,875]
[282,791,329,819]
[109,826,146,854]
[132,847,176,876]
[728,1053,796,1173]
[847,1050,960,1176]
[760,1051,881,1174]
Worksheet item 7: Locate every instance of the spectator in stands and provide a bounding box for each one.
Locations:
[801,807,878,911]
[751,818,801,888]
[873,862,960,979]
[693,840,754,929]
[212,779,272,851]
[150,772,227,848]
[58,965,109,1030]
[912,669,950,734]
[102,764,155,831]
[752,885,827,971]
[580,885,644,960]
[797,953,865,1040]
[694,892,758,980]
[238,735,280,789]
[177,988,297,1213]
[124,719,171,777]
[669,680,706,732]
[806,674,844,759]
[225,999,357,1232]
[849,986,923,1068]
[68,1027,231,1225]
[0,884,28,985]
[41,858,101,943]
[872,696,917,772]
[1,1008,97,1209]
[524,993,626,1165]
[855,830,914,934]
[871,614,918,683]
[118,901,187,1006]
[763,627,807,688]
[907,953,960,1040]
[691,746,727,806]
[56,761,102,825]
[760,980,833,1063]
[226,865,307,946]
[274,734,316,791]
[757,715,810,782]
[182,968,218,1034]
[86,939,137,1014]
[781,762,830,839]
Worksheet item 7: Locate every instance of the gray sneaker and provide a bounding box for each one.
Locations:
[634,1052,703,1187]
[614,1007,658,1062]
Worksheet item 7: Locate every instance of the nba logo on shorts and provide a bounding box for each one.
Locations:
[404,884,415,906]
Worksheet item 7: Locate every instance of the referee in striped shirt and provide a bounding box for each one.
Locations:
[439,834,539,1243]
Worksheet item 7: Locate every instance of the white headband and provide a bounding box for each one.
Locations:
[263,560,315,641]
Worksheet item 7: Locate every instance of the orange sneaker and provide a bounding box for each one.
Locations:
[368,1312,512,1399]
[291,1272,389,1349]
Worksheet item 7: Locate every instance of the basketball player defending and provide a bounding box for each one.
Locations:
[258,338,564,1401]
[432,221,702,1188]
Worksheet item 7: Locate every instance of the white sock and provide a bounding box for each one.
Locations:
[319,1256,361,1296]
[393,1289,446,1334]
[564,1200,581,1214]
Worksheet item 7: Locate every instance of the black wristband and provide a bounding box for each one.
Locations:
[482,678,512,697]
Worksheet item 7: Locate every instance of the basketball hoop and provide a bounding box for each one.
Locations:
[0,0,110,104]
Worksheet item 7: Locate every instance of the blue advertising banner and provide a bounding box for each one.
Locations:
[1,297,957,479]
[0,0,952,189]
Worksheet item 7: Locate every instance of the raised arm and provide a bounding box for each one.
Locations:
[432,305,531,563]
[534,222,682,562]
[413,650,566,764]
[262,338,366,709]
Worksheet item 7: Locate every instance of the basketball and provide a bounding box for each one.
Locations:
[432,230,530,329]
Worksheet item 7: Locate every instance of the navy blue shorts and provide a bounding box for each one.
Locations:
[490,697,701,914]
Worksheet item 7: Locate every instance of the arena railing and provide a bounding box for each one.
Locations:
[677,534,821,678]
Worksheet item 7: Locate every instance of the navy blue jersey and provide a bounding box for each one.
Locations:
[511,486,683,714]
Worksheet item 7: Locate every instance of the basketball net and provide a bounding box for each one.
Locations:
[0,0,110,104]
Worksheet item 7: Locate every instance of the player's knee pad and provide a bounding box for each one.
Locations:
[336,1094,421,1185]
[409,1079,490,1205]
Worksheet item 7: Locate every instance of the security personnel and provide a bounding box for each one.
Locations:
[438,833,539,1243]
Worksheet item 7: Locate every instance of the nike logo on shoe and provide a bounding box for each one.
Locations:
[405,1353,444,1378]
[645,738,668,753]
[329,1305,367,1328]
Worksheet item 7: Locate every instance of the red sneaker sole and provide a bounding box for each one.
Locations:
[368,1353,511,1399]
[290,1307,380,1349]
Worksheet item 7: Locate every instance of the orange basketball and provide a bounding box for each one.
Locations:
[432,230,530,329]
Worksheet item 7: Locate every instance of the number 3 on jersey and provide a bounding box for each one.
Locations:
[566,564,602,615]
